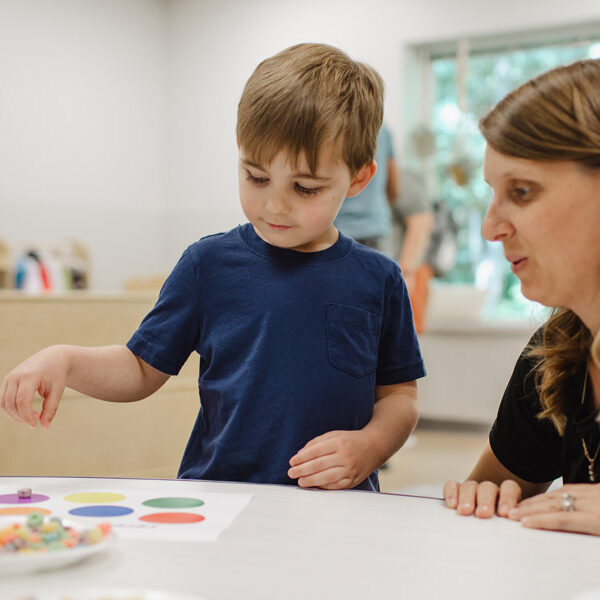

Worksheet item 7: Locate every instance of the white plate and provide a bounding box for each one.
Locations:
[0,516,114,576]
[20,591,207,600]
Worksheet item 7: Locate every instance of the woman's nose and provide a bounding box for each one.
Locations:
[482,198,513,242]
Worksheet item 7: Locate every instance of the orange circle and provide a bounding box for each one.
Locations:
[0,506,52,516]
[139,512,205,524]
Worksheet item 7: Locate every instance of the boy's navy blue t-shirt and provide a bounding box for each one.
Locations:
[127,224,425,491]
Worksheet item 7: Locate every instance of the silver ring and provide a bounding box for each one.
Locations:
[561,492,575,512]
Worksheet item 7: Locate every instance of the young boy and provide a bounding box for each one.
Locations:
[0,43,425,492]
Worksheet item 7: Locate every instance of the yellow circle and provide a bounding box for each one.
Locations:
[64,492,125,503]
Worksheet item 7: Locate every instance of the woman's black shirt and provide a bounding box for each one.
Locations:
[489,332,600,484]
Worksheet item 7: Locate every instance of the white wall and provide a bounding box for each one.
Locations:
[0,0,168,290]
[163,0,600,265]
[3,0,600,288]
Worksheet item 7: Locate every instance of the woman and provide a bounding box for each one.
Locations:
[444,59,600,536]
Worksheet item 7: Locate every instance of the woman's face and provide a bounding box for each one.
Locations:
[482,145,600,316]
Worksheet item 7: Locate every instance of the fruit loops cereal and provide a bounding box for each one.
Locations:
[17,488,32,499]
[0,511,111,555]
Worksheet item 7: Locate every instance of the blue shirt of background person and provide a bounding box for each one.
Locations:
[334,123,395,243]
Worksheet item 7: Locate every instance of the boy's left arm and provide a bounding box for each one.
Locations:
[288,381,418,489]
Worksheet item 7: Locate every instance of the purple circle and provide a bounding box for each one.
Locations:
[0,493,50,504]
[69,505,133,517]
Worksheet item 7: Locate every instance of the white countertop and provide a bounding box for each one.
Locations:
[1,476,598,600]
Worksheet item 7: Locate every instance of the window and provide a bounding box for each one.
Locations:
[407,25,600,320]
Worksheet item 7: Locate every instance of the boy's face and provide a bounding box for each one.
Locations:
[238,143,375,252]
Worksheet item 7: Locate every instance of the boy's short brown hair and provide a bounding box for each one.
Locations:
[237,43,384,175]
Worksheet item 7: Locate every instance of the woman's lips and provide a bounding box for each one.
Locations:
[510,257,528,274]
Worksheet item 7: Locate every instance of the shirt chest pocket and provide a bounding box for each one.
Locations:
[326,303,381,378]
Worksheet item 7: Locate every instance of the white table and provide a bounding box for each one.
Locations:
[1,476,598,599]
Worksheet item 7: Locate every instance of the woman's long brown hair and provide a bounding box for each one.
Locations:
[480,59,600,434]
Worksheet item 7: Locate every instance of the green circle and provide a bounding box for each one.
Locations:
[141,497,205,509]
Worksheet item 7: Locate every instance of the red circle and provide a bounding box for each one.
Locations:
[139,512,205,524]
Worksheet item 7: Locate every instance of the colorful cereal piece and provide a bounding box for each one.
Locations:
[17,488,32,499]
[0,525,18,545]
[87,527,104,544]
[15,526,33,541]
[26,511,44,529]
[97,522,112,536]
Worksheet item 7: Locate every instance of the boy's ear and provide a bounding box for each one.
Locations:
[347,161,377,197]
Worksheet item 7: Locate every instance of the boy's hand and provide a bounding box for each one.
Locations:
[0,346,70,429]
[288,430,379,490]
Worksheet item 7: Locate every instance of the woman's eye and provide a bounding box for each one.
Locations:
[509,186,533,202]
[295,183,319,196]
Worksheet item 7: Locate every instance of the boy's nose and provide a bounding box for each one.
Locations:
[265,190,290,215]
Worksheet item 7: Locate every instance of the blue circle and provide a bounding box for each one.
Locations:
[68,505,133,517]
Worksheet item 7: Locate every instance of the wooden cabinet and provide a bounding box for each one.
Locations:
[0,292,199,478]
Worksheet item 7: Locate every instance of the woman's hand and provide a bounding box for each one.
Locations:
[509,484,600,535]
[443,441,550,518]
[443,479,522,518]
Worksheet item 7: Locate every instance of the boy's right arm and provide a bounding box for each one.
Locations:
[0,345,169,429]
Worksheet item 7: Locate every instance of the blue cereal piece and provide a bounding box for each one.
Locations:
[41,531,61,543]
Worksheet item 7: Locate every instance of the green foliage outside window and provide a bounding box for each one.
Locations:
[431,40,600,320]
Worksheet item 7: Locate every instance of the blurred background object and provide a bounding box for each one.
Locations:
[2,239,90,292]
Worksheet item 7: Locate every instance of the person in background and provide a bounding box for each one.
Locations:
[335,124,434,331]
[389,170,434,333]
[334,123,397,252]
[0,43,425,493]
[443,59,600,536]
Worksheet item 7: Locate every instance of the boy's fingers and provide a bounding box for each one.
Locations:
[497,479,521,517]
[319,477,354,490]
[15,381,38,428]
[297,466,347,489]
[302,430,340,449]
[289,439,322,461]
[443,481,459,508]
[289,440,336,466]
[288,455,340,479]
[474,481,499,518]
[39,385,63,429]
[456,480,478,515]
[2,380,25,423]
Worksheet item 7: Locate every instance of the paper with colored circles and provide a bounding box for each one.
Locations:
[0,478,253,542]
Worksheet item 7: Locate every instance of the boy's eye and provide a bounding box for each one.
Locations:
[295,182,320,196]
[246,171,268,185]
